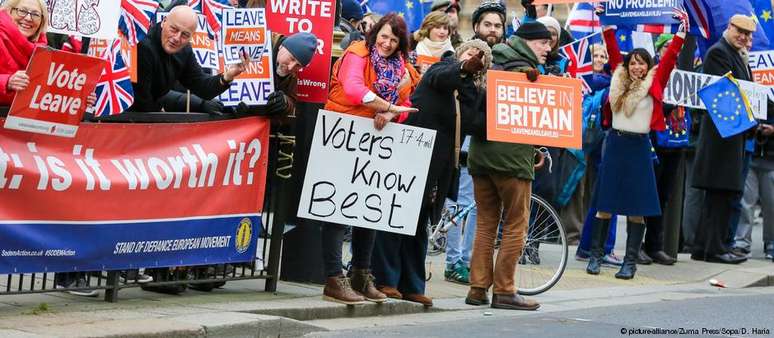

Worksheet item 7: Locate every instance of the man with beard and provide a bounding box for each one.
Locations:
[472,0,506,47]
[443,0,507,285]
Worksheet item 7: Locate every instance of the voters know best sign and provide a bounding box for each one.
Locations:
[297,110,436,236]
[601,0,680,25]
[4,47,103,138]
[486,70,583,149]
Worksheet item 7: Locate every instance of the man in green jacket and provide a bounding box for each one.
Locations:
[464,21,551,311]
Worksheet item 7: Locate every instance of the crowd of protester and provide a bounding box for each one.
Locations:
[1,0,772,309]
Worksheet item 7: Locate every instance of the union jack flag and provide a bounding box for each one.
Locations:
[189,0,232,40]
[684,0,711,39]
[118,0,159,46]
[565,2,601,41]
[559,32,599,93]
[93,39,134,117]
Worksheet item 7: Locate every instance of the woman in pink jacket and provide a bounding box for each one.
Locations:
[0,0,48,106]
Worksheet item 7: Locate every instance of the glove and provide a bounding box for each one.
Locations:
[673,7,689,33]
[265,90,289,116]
[200,99,225,115]
[461,50,486,75]
[525,68,539,82]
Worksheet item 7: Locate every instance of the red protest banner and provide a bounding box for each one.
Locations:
[486,70,583,149]
[266,0,336,104]
[4,47,104,138]
[0,117,269,222]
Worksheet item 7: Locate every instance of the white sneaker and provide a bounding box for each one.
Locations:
[67,278,99,297]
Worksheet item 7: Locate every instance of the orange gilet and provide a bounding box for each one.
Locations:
[324,41,420,118]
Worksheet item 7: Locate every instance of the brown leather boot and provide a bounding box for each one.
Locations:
[323,276,366,305]
[404,293,433,307]
[465,287,489,306]
[491,293,540,311]
[377,285,403,299]
[350,269,387,303]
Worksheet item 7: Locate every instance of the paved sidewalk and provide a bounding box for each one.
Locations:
[0,224,772,337]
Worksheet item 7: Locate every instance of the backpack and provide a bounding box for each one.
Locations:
[654,105,691,148]
[582,89,607,154]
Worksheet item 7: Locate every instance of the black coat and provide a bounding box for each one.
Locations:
[130,24,230,112]
[692,38,752,192]
[403,55,479,222]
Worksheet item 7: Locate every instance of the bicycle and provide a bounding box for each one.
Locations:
[426,194,568,296]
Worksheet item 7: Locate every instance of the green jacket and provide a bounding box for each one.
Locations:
[468,36,538,181]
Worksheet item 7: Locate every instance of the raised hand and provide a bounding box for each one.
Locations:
[673,7,689,33]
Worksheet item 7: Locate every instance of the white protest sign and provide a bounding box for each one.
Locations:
[218,35,275,106]
[221,8,268,65]
[297,110,436,236]
[157,12,218,70]
[47,0,121,40]
[664,70,768,120]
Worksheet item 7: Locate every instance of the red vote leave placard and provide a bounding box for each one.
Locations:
[4,47,104,138]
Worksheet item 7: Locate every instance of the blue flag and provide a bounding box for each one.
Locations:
[750,0,774,45]
[615,27,634,53]
[367,0,430,31]
[690,0,770,51]
[698,74,758,138]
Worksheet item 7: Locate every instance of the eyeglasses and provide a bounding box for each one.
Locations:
[11,8,42,21]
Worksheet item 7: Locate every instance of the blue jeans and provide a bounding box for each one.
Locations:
[445,166,477,267]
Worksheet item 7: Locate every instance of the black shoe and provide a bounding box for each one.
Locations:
[586,257,601,275]
[615,222,646,280]
[586,218,611,275]
[636,249,653,265]
[705,253,747,264]
[647,251,676,265]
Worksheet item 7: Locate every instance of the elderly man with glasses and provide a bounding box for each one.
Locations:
[129,5,249,112]
[691,15,759,265]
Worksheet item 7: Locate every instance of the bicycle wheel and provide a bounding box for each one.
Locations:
[516,194,568,296]
[426,207,451,256]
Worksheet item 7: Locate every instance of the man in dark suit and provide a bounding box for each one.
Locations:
[691,15,757,264]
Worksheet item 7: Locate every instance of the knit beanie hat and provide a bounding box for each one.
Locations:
[654,33,674,51]
[536,16,561,35]
[341,0,364,21]
[515,21,552,41]
[282,32,318,67]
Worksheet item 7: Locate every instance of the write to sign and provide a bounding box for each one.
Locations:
[297,110,436,236]
[664,70,768,120]
[157,12,218,70]
[486,70,583,149]
[222,8,268,65]
[4,47,103,137]
[47,0,122,39]
[266,0,336,103]
[601,0,679,25]
[218,36,275,106]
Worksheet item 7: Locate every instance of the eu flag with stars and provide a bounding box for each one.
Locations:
[367,0,430,31]
[698,74,758,138]
[615,27,633,53]
[751,0,774,47]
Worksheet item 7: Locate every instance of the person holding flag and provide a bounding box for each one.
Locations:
[129,5,249,112]
[585,8,688,280]
[691,15,761,265]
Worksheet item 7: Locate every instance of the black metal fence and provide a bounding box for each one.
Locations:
[0,111,286,302]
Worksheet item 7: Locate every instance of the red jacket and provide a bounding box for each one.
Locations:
[0,10,47,106]
[602,28,684,132]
